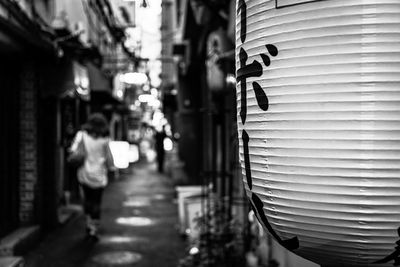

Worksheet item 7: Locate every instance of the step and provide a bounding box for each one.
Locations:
[0,226,40,256]
[0,256,24,267]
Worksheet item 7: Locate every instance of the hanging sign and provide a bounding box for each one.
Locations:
[206,28,231,92]
[236,0,400,266]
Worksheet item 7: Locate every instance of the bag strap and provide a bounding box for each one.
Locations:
[104,141,115,170]
[80,131,87,154]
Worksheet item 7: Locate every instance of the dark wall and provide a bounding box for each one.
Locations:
[0,55,21,237]
[176,61,203,184]
[38,94,59,228]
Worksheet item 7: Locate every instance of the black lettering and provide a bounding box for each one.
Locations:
[375,227,400,265]
[242,130,252,190]
[251,193,299,250]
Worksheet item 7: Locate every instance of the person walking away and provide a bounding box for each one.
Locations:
[155,125,167,173]
[69,113,114,239]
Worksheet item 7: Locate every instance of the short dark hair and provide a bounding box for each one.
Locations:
[82,113,109,138]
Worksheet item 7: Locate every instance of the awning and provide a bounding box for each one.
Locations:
[40,59,90,100]
[87,62,112,92]
[88,62,124,110]
[91,91,122,106]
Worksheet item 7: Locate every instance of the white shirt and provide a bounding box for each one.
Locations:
[71,130,112,188]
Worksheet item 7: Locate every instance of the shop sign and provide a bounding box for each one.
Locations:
[103,46,129,73]
[113,74,125,101]
[73,62,90,100]
[236,0,400,266]
[206,28,230,92]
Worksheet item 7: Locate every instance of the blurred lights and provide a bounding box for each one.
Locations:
[226,74,236,86]
[248,210,256,222]
[74,76,80,86]
[143,84,150,91]
[138,94,155,103]
[146,150,156,161]
[57,48,64,58]
[152,110,164,126]
[161,118,168,126]
[153,110,164,121]
[116,217,154,226]
[116,90,124,98]
[163,137,173,151]
[189,247,199,255]
[121,72,148,85]
[123,199,150,207]
[76,86,89,96]
[81,77,89,89]
[148,99,161,108]
[150,88,158,96]
[100,236,147,244]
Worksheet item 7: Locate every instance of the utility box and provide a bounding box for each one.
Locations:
[175,186,205,235]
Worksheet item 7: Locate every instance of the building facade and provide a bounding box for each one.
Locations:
[167,0,318,266]
[0,0,131,259]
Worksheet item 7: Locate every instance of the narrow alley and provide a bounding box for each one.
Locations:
[3,1,400,267]
[24,161,186,267]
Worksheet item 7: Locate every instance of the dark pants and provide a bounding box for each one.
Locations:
[81,184,104,219]
[157,152,164,172]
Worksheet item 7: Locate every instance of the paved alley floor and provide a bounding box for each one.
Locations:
[25,162,187,267]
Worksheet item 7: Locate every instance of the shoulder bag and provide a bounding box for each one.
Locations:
[67,134,87,168]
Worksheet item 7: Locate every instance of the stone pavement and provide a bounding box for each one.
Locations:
[24,162,187,267]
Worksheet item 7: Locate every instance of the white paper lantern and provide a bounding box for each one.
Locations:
[236,0,400,266]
